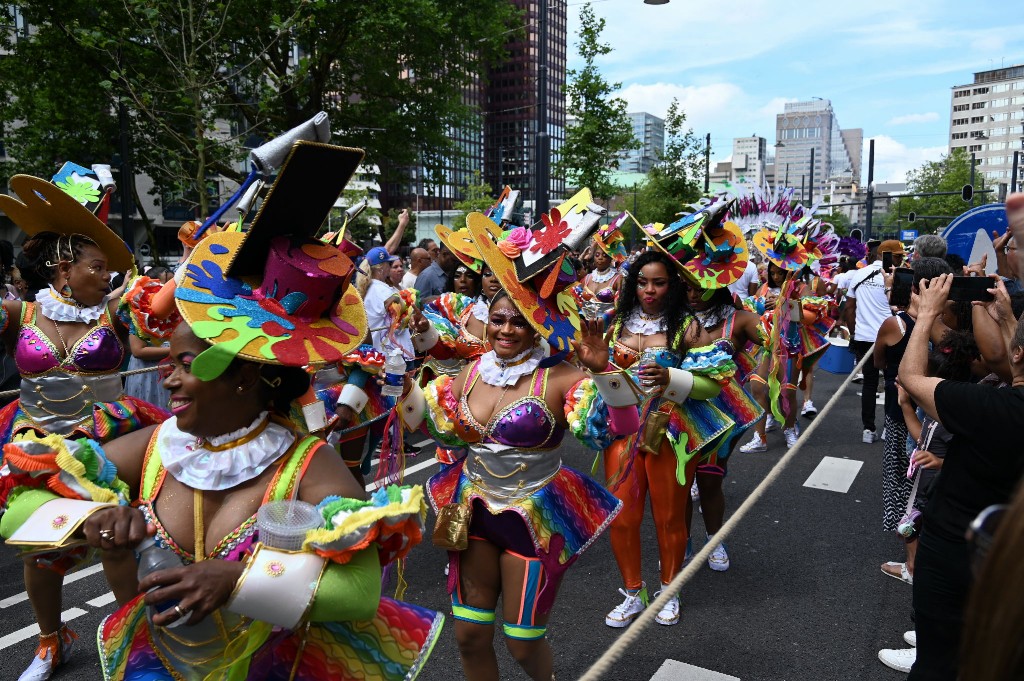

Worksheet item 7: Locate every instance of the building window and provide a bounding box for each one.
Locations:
[952,132,968,140]
[953,104,970,112]
[970,116,985,124]
[971,102,986,110]
[972,87,990,95]
[969,144,983,152]
[952,118,968,126]
[954,90,970,98]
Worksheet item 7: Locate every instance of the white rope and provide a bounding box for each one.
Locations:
[577,345,874,681]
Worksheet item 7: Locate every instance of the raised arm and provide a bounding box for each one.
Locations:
[899,275,952,421]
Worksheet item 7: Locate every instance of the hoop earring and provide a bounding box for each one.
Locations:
[59,282,73,299]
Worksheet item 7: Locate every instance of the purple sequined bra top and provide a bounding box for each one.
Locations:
[458,364,562,451]
[15,303,125,375]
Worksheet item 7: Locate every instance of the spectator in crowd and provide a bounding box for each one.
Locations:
[912,234,947,261]
[943,252,965,273]
[846,240,904,443]
[403,247,431,288]
[1006,193,1024,276]
[415,243,457,301]
[8,266,27,300]
[363,246,413,358]
[387,256,406,288]
[898,273,1024,681]
[728,256,760,298]
[417,237,440,262]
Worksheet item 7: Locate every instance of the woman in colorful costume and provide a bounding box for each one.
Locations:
[602,202,747,628]
[0,142,442,680]
[399,193,638,681]
[0,169,171,681]
[731,188,836,452]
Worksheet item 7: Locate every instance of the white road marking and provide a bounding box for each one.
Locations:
[803,456,864,493]
[0,608,89,650]
[366,457,438,491]
[0,563,105,609]
[650,659,740,680]
[87,592,118,608]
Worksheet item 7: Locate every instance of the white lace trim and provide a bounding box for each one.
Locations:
[471,298,490,323]
[34,286,106,324]
[589,267,618,284]
[625,309,667,335]
[158,411,296,491]
[476,345,544,387]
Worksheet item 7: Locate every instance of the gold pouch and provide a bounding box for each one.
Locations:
[432,503,471,551]
[639,408,671,455]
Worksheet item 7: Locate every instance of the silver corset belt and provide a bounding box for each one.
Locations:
[463,443,561,510]
[20,372,123,435]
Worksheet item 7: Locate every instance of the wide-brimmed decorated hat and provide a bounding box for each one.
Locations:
[466,188,606,355]
[643,199,749,289]
[593,211,633,265]
[0,166,133,272]
[175,141,368,380]
[435,224,486,273]
[485,186,524,227]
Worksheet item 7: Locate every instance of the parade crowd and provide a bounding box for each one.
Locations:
[0,127,1022,681]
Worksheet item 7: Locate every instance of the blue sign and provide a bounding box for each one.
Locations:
[940,204,1008,274]
[900,229,918,242]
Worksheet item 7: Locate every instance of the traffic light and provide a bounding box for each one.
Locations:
[908,212,916,223]
[961,184,974,202]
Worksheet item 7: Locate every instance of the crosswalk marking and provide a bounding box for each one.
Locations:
[803,456,864,493]
[0,608,89,650]
[650,659,740,680]
[0,563,105,609]
[87,592,118,608]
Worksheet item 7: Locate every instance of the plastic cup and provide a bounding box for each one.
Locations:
[257,500,324,551]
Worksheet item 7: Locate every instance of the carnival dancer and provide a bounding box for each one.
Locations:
[602,202,748,627]
[0,168,171,681]
[739,214,836,452]
[0,142,442,680]
[398,194,641,681]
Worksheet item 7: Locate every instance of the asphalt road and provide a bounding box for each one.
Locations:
[0,367,913,681]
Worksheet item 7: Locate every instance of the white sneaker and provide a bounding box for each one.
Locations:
[652,588,680,626]
[878,647,915,673]
[690,481,700,502]
[904,630,917,647]
[765,414,780,432]
[605,585,648,628]
[801,400,817,418]
[740,432,767,453]
[862,429,877,444]
[783,424,800,448]
[707,536,730,572]
[852,372,864,383]
[19,625,76,681]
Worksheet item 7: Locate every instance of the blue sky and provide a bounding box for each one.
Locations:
[566,0,1024,183]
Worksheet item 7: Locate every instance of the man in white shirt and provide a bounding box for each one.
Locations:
[845,240,903,443]
[363,246,414,359]
[728,258,760,298]
[401,248,430,289]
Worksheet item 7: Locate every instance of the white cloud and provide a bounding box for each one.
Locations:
[868,135,947,184]
[887,112,940,126]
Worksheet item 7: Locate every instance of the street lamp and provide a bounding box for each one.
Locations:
[643,0,670,4]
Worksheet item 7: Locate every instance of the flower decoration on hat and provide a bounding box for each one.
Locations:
[467,188,607,356]
[643,198,749,289]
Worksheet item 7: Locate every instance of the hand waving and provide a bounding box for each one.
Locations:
[573,317,610,373]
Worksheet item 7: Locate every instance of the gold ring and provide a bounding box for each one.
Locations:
[99,529,114,541]
[173,605,186,619]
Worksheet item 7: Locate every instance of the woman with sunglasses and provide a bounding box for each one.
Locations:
[0,175,170,681]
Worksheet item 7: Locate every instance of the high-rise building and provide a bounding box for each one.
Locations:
[617,112,664,174]
[774,99,861,204]
[729,136,768,189]
[948,65,1024,188]
[484,0,567,211]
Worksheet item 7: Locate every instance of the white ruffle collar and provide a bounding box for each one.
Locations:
[589,267,618,284]
[35,286,106,324]
[471,298,489,323]
[625,308,667,335]
[477,345,544,387]
[158,411,296,491]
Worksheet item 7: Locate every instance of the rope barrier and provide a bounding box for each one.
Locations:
[577,345,874,681]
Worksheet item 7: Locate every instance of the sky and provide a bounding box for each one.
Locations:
[564,0,1024,184]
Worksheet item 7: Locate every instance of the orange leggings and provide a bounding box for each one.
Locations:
[604,438,698,590]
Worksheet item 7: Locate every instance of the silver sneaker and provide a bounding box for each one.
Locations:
[652,589,680,626]
[707,539,730,572]
[784,424,800,448]
[862,429,877,444]
[740,432,767,453]
[801,400,817,418]
[19,624,76,681]
[765,414,780,432]
[605,585,648,628]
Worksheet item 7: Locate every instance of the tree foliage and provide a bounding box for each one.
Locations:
[625,98,705,226]
[452,171,494,230]
[881,148,997,234]
[1,1,518,220]
[554,3,637,201]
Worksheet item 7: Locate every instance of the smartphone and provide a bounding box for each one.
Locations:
[890,267,914,308]
[948,276,995,302]
[882,251,894,272]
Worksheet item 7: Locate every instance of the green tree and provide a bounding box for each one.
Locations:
[452,172,494,229]
[625,98,705,226]
[554,3,637,201]
[882,148,996,234]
